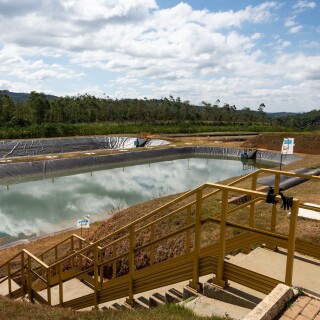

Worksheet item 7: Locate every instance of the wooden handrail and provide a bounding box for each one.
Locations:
[40,234,87,259]
[23,250,49,269]
[0,251,22,269]
[30,269,47,284]
[205,182,283,198]
[49,186,203,268]
[135,223,196,252]
[207,217,288,241]
[135,202,193,233]
[99,234,130,252]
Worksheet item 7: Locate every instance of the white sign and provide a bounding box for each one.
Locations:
[76,218,90,229]
[282,138,294,154]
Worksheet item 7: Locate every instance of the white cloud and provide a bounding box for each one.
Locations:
[276,54,320,81]
[284,17,296,28]
[301,40,320,49]
[284,16,303,33]
[60,0,158,22]
[0,1,319,112]
[292,0,317,12]
[289,25,303,34]
[0,46,84,81]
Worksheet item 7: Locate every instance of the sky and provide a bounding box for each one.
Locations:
[0,0,319,113]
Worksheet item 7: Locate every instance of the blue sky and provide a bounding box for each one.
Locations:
[0,0,319,112]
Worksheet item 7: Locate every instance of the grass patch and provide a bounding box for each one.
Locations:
[0,296,227,320]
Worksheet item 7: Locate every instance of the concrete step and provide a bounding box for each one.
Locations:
[228,247,320,296]
[203,280,263,309]
[0,279,20,296]
[182,295,252,320]
[166,288,183,303]
[38,278,94,306]
[109,302,127,311]
[227,252,248,264]
[149,293,165,308]
[134,296,150,309]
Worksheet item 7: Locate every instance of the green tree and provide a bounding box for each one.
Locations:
[0,94,15,123]
[28,91,50,124]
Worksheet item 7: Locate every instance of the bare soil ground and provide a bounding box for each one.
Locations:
[242,132,320,154]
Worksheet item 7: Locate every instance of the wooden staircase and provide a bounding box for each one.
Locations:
[0,168,319,311]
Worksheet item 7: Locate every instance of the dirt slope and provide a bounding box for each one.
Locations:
[243,132,320,154]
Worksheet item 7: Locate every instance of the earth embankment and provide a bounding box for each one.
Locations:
[243,132,320,154]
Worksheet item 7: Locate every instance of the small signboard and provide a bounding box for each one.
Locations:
[282,138,294,154]
[76,218,90,229]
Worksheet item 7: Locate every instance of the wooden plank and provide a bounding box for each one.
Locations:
[225,262,280,285]
[7,287,24,300]
[135,261,193,283]
[135,257,194,280]
[102,274,130,289]
[134,253,194,279]
[258,234,320,260]
[99,285,129,303]
[62,292,95,309]
[77,273,95,286]
[295,239,320,259]
[135,272,193,294]
[199,256,218,276]
[200,233,261,258]
[224,262,281,294]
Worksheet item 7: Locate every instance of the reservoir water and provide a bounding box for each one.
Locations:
[0,156,272,245]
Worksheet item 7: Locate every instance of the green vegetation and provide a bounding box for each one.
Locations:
[1,91,318,139]
[0,296,227,320]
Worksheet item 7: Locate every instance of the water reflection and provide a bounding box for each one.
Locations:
[0,156,272,244]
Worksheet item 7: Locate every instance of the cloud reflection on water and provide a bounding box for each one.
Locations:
[0,157,258,238]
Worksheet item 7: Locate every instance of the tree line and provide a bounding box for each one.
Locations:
[0,91,318,138]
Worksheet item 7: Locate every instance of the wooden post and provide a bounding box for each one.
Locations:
[46,267,51,305]
[126,225,135,307]
[21,251,26,295]
[58,262,63,306]
[150,224,155,266]
[189,190,202,291]
[8,261,12,297]
[112,244,117,279]
[79,239,83,270]
[266,173,280,251]
[27,255,33,302]
[212,189,228,287]
[71,236,75,267]
[186,206,191,253]
[285,198,299,285]
[249,173,257,227]
[99,248,103,289]
[271,173,280,232]
[93,244,99,309]
[40,254,45,279]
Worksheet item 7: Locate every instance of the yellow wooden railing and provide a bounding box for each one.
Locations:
[0,168,319,309]
[39,234,89,266]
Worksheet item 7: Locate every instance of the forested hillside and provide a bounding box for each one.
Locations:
[0,91,318,139]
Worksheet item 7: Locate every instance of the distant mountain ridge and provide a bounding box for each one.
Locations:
[0,90,59,102]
